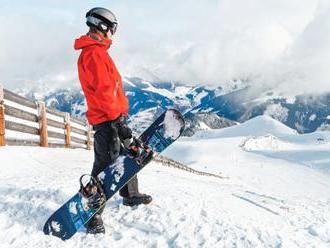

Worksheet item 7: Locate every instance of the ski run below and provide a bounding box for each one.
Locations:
[0,115,330,248]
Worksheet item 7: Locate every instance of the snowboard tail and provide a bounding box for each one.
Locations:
[43,109,185,240]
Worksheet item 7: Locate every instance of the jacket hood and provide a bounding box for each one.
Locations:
[74,34,112,50]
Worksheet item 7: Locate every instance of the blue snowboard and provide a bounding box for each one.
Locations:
[43,109,185,240]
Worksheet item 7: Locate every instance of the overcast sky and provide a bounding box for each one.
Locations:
[0,0,329,95]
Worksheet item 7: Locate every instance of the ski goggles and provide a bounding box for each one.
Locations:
[87,16,118,35]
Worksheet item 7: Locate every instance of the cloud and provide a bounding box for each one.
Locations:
[269,0,330,94]
[0,2,81,89]
[0,0,329,95]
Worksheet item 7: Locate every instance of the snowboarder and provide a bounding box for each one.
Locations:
[74,7,152,234]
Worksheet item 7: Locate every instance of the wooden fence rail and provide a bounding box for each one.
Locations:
[0,85,93,150]
[154,155,229,179]
[0,85,5,146]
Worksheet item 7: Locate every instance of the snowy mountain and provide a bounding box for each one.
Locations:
[183,112,237,137]
[14,77,330,134]
[192,86,330,134]
[1,115,330,247]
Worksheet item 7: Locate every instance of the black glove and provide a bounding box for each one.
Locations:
[115,115,132,140]
[114,115,134,149]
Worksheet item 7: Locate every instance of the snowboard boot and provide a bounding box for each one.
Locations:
[123,193,153,207]
[86,213,105,234]
[80,174,106,235]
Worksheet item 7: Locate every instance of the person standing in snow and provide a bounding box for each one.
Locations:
[74,7,152,234]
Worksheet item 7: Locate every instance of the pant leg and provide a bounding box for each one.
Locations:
[92,122,121,177]
[119,175,139,197]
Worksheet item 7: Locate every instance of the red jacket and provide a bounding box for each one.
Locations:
[74,34,129,125]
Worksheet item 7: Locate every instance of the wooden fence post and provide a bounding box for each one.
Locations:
[38,101,48,147]
[86,124,92,150]
[65,113,71,148]
[0,85,5,146]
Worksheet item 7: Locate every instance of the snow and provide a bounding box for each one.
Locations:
[70,132,87,142]
[129,107,164,135]
[51,221,61,233]
[214,79,248,97]
[81,197,89,211]
[70,121,87,131]
[264,103,289,122]
[125,91,136,97]
[241,135,284,151]
[193,115,297,139]
[163,110,183,139]
[0,115,330,247]
[122,78,137,88]
[198,121,211,130]
[174,86,192,97]
[46,112,64,123]
[309,114,317,121]
[5,129,40,142]
[69,202,78,215]
[142,80,175,99]
[193,90,208,105]
[4,99,38,115]
[109,157,125,185]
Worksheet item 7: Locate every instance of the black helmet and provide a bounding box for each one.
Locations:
[86,7,118,35]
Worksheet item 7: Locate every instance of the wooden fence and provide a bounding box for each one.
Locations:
[0,85,93,149]
[154,155,229,179]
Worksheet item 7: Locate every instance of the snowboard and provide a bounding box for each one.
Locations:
[43,109,185,240]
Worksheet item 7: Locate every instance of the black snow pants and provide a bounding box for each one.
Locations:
[92,119,139,198]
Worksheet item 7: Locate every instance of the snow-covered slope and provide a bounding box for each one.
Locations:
[192,115,297,140]
[1,116,330,247]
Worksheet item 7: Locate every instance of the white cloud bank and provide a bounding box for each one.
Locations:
[0,0,329,95]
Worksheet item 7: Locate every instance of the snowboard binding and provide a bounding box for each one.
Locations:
[79,174,106,210]
[127,137,154,166]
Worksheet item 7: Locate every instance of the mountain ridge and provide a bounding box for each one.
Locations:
[13,77,330,135]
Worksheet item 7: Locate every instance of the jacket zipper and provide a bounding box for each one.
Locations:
[114,80,119,97]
